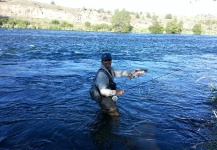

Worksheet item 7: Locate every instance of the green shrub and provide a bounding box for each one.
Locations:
[92,23,111,31]
[49,26,61,30]
[146,13,151,18]
[204,19,217,26]
[85,21,91,28]
[192,24,202,34]
[165,19,183,34]
[0,17,9,26]
[135,13,140,19]
[7,18,15,25]
[14,19,29,28]
[149,23,164,34]
[152,15,158,21]
[60,21,73,29]
[97,8,105,13]
[165,14,172,19]
[111,9,132,32]
[51,20,60,25]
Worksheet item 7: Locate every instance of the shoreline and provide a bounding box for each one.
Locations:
[0,0,217,35]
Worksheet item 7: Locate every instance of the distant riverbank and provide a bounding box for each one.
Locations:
[1,0,217,35]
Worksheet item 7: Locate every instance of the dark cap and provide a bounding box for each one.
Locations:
[101,53,112,61]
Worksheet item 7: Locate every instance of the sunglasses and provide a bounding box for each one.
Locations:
[103,59,112,62]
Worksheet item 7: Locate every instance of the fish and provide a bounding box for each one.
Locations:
[129,69,147,79]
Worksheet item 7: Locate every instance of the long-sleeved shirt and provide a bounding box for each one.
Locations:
[95,65,130,97]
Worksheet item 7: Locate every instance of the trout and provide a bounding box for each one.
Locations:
[129,69,147,79]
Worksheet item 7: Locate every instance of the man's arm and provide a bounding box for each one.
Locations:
[95,71,116,97]
[113,70,130,77]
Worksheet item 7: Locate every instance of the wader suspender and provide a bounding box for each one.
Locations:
[95,69,116,93]
[90,68,117,102]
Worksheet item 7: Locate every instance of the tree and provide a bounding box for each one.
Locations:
[146,13,151,18]
[149,23,164,34]
[111,9,132,32]
[165,19,183,34]
[152,15,158,21]
[135,13,140,19]
[0,17,9,26]
[165,14,172,19]
[84,21,91,28]
[97,8,105,13]
[192,24,202,34]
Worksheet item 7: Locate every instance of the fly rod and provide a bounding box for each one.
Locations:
[125,63,200,92]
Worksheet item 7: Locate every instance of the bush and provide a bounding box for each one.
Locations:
[60,21,73,29]
[85,21,91,28]
[204,19,217,26]
[7,18,16,27]
[146,13,151,18]
[192,24,202,34]
[135,13,140,19]
[15,19,30,28]
[165,19,183,34]
[1,18,29,28]
[97,8,105,13]
[92,23,111,31]
[51,20,60,25]
[111,9,132,32]
[165,14,172,19]
[152,15,158,21]
[0,17,9,26]
[149,23,164,34]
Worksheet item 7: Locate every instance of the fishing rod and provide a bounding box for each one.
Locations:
[125,63,200,92]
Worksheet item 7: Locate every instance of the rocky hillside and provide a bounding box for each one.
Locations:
[1,0,217,34]
[0,0,111,24]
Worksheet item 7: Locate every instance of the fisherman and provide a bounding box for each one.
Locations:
[92,53,146,116]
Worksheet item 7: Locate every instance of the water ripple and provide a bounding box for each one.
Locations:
[0,29,217,149]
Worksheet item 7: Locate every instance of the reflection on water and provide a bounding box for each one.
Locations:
[90,111,121,149]
[90,111,161,150]
[0,29,217,149]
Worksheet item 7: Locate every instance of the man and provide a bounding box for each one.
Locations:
[94,53,145,116]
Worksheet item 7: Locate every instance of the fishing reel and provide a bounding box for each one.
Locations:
[112,96,118,101]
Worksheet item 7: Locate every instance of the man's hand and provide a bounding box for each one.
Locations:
[116,90,124,95]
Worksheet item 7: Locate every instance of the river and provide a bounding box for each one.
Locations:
[0,29,217,149]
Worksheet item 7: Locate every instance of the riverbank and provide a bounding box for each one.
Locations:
[0,0,217,34]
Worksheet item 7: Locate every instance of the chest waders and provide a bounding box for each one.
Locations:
[89,69,117,102]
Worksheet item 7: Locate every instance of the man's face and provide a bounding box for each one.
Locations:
[102,59,112,70]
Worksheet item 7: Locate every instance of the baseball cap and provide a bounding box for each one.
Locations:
[101,53,112,61]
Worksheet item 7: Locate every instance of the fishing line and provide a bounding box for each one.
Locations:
[125,62,200,92]
[138,82,152,99]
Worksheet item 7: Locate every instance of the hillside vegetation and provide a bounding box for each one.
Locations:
[0,0,217,35]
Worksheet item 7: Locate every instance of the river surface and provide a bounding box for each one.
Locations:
[0,29,217,150]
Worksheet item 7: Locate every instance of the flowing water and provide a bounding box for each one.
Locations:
[0,29,217,149]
